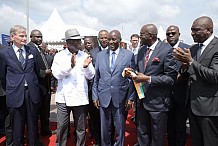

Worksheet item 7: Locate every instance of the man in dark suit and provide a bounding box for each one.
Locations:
[92,30,135,146]
[133,24,178,146]
[173,16,218,146]
[166,25,190,146]
[0,25,40,146]
[27,29,53,136]
[89,30,109,146]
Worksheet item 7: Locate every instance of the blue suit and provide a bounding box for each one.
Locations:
[136,40,178,146]
[92,48,135,146]
[0,45,40,145]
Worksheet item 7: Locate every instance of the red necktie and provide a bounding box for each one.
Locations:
[144,48,151,69]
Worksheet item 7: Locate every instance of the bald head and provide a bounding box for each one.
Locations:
[108,30,122,51]
[194,16,213,33]
[140,24,158,46]
[30,29,42,45]
[166,25,180,46]
[191,16,213,43]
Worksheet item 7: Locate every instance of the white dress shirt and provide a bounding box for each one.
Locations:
[13,44,26,60]
[109,48,120,67]
[52,49,95,106]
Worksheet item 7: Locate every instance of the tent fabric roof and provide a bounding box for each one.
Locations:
[40,9,98,42]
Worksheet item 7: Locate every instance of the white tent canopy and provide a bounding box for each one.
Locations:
[40,9,98,43]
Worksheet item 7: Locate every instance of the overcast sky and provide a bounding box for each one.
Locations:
[0,0,218,44]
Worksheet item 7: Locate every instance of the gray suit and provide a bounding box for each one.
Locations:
[92,48,135,146]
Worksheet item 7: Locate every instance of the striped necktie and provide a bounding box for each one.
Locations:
[18,49,25,68]
[144,48,151,69]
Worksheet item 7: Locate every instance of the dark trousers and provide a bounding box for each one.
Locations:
[39,90,51,132]
[167,97,187,146]
[0,95,7,132]
[189,109,218,146]
[136,103,168,146]
[11,88,38,146]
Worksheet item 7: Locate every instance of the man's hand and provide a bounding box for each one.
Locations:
[93,100,100,109]
[71,53,76,68]
[83,55,92,68]
[173,47,193,64]
[125,100,134,111]
[132,72,150,83]
[45,69,52,76]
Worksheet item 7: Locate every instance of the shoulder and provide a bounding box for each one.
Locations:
[179,42,191,49]
[121,48,133,55]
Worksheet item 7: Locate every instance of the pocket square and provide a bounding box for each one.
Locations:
[28,54,33,59]
[152,57,160,63]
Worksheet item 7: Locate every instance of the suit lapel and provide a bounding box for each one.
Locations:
[144,41,161,72]
[105,49,111,72]
[198,37,218,62]
[23,45,30,69]
[112,48,124,73]
[7,46,23,69]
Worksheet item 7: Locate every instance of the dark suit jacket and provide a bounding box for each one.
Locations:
[172,42,190,105]
[92,48,135,108]
[90,47,102,67]
[186,37,218,116]
[0,45,40,108]
[27,42,53,95]
[137,40,178,112]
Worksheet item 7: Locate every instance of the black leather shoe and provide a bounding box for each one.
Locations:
[41,129,52,136]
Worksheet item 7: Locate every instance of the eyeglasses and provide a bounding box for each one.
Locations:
[166,32,177,36]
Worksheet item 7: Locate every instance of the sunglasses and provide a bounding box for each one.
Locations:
[166,32,177,36]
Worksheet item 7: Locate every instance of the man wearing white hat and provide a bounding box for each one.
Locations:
[52,29,95,146]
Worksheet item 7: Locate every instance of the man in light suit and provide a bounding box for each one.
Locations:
[173,16,218,146]
[0,25,40,146]
[166,25,190,146]
[92,30,135,146]
[133,24,178,146]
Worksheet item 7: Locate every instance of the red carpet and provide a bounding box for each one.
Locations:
[0,109,191,146]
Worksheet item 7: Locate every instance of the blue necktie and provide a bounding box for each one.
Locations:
[18,49,25,68]
[111,52,116,72]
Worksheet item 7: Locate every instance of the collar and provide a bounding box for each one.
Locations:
[13,44,25,53]
[173,41,180,48]
[149,39,159,51]
[101,46,108,50]
[110,47,120,55]
[202,35,214,47]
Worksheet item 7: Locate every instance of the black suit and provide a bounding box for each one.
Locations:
[89,47,102,144]
[27,42,53,133]
[167,42,190,146]
[186,37,218,146]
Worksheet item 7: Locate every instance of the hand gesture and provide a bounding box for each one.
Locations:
[71,53,76,68]
[132,72,150,83]
[83,55,92,68]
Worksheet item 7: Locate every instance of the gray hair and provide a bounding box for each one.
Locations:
[10,25,26,35]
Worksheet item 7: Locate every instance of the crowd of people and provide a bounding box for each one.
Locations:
[0,15,218,146]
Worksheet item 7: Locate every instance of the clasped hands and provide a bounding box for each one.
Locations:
[172,47,193,67]
[71,53,92,68]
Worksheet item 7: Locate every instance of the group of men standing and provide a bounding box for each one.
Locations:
[0,15,218,146]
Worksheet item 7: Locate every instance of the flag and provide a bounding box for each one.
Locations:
[1,34,10,46]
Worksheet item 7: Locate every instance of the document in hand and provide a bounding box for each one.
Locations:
[122,68,145,99]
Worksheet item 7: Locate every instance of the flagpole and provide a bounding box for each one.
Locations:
[26,0,29,42]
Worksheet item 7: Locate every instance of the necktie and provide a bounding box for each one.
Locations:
[144,48,151,69]
[18,49,25,68]
[197,43,203,61]
[111,52,116,72]
[39,48,49,69]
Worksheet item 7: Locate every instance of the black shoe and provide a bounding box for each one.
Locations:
[93,144,100,146]
[41,129,52,136]
[36,140,45,146]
